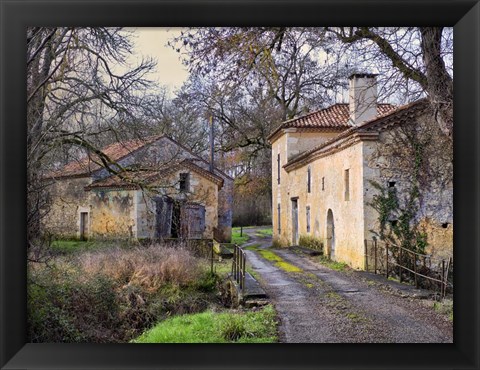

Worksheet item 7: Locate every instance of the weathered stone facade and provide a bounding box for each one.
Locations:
[43,135,233,242]
[269,75,453,269]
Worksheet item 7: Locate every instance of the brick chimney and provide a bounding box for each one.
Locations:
[349,73,378,125]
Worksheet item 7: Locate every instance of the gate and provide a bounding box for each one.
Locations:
[231,244,246,292]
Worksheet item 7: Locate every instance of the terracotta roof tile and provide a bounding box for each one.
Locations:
[284,99,428,171]
[85,159,224,190]
[47,135,164,178]
[268,103,396,140]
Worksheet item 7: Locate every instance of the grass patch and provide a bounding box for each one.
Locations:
[243,244,261,251]
[298,234,323,252]
[255,228,273,237]
[231,227,250,245]
[433,299,453,322]
[28,243,218,343]
[257,250,302,273]
[133,305,277,343]
[50,240,99,254]
[316,256,349,272]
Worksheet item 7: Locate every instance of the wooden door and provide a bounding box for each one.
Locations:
[80,212,89,240]
[181,203,206,239]
[155,197,173,238]
[291,199,298,245]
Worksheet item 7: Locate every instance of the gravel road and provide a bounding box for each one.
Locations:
[242,227,453,343]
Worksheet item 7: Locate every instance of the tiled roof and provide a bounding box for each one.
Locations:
[268,103,396,141]
[85,159,224,190]
[284,99,429,171]
[47,135,164,178]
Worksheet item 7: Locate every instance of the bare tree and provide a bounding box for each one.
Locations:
[325,27,453,140]
[27,27,156,244]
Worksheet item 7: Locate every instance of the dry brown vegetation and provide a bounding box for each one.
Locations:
[77,245,202,291]
[28,242,218,343]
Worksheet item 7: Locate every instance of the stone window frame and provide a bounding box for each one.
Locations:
[344,168,350,201]
[306,205,311,233]
[277,153,281,185]
[277,203,281,234]
[307,166,312,193]
[179,172,190,192]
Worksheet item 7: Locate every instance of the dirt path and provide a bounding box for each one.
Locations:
[242,227,453,343]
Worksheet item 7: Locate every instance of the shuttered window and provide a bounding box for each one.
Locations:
[277,204,281,234]
[307,166,311,193]
[277,153,281,184]
[179,173,190,192]
[344,169,350,201]
[306,206,311,233]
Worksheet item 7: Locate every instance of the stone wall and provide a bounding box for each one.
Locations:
[363,111,453,261]
[89,189,136,239]
[42,177,92,239]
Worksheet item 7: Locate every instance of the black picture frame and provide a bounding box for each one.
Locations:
[1,0,479,369]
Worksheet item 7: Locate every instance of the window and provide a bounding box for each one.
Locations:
[306,206,311,233]
[322,176,325,191]
[388,181,396,188]
[179,173,190,192]
[277,153,281,184]
[277,204,281,234]
[344,169,350,201]
[307,166,311,193]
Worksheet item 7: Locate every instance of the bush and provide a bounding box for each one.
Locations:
[28,243,214,343]
[77,244,202,291]
[221,317,247,341]
[271,235,289,248]
[299,234,324,252]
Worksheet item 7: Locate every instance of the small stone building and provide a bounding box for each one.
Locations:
[269,74,453,269]
[43,135,233,242]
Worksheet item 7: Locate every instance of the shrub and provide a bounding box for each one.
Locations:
[77,243,202,291]
[221,317,247,341]
[28,242,213,343]
[299,234,324,252]
[271,235,288,248]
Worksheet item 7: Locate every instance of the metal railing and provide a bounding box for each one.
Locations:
[364,238,453,298]
[231,244,246,292]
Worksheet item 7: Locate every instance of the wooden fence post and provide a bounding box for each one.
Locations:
[413,253,418,288]
[364,239,368,272]
[399,246,402,283]
[374,238,377,274]
[385,243,389,279]
[210,241,214,274]
[441,260,445,298]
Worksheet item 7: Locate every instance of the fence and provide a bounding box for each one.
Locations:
[364,238,453,298]
[231,244,246,293]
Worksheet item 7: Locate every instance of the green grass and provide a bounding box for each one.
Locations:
[50,240,99,254]
[243,243,262,251]
[255,228,273,237]
[315,256,349,272]
[132,305,277,343]
[231,227,250,245]
[257,249,302,273]
[433,299,453,322]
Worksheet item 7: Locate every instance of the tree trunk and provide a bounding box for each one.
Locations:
[420,27,453,140]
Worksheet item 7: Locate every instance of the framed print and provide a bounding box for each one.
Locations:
[1,0,479,369]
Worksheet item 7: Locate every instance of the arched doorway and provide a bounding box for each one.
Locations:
[326,209,335,259]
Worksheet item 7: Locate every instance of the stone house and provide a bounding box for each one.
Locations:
[268,74,453,269]
[43,135,233,242]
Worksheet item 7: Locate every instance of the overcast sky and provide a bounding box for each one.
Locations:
[129,27,189,94]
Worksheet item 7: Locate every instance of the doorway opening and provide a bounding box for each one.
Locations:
[326,209,335,259]
[291,198,299,245]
